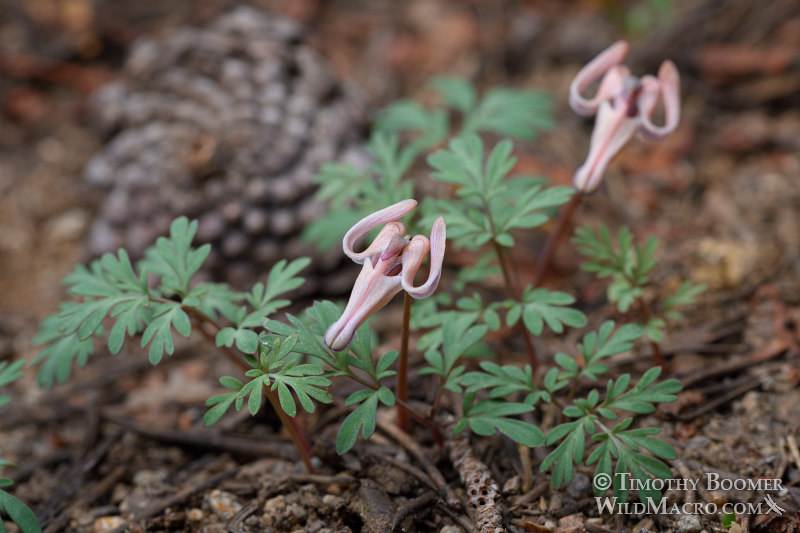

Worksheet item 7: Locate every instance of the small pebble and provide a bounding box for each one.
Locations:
[92,516,125,533]
[205,489,243,520]
[132,469,168,487]
[676,514,703,533]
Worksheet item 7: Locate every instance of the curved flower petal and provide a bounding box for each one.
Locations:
[638,60,681,141]
[324,261,403,352]
[343,199,417,263]
[573,101,640,193]
[402,217,446,298]
[569,41,630,116]
[325,203,446,352]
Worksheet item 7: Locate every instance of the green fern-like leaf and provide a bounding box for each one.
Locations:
[140,301,191,365]
[454,395,544,447]
[506,286,587,336]
[138,217,210,297]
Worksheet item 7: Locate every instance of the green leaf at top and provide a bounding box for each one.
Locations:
[238,257,310,328]
[428,135,486,197]
[138,217,210,297]
[604,367,682,415]
[578,321,642,365]
[507,286,587,336]
[664,281,706,321]
[463,87,554,140]
[140,301,191,365]
[429,76,477,113]
[375,100,449,151]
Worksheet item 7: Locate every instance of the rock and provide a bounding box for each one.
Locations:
[555,513,584,533]
[92,516,126,533]
[132,469,168,487]
[263,494,287,526]
[204,489,243,521]
[567,472,591,499]
[676,514,703,533]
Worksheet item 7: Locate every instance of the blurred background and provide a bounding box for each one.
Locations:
[2,0,800,530]
[2,0,800,324]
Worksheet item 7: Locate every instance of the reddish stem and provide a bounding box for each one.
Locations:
[532,192,584,288]
[397,292,412,432]
[636,297,664,368]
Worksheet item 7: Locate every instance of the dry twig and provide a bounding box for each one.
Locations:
[444,424,505,533]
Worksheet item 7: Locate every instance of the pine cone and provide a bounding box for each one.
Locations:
[85,7,366,290]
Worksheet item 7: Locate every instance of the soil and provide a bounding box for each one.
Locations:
[1,0,800,532]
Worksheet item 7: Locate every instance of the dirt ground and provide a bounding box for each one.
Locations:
[1,0,800,532]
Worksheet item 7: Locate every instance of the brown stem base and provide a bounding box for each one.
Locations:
[532,191,584,288]
[397,292,412,433]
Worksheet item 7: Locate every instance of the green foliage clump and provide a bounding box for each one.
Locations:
[24,76,694,510]
[574,224,705,343]
[0,363,40,533]
[32,217,310,384]
[303,77,557,249]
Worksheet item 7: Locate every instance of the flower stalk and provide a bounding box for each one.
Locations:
[397,292,412,432]
[324,199,446,439]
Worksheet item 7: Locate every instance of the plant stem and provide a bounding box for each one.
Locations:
[636,297,664,367]
[566,375,581,405]
[397,292,412,433]
[480,194,538,370]
[560,375,583,425]
[177,303,316,473]
[532,191,584,288]
[492,240,538,374]
[490,240,539,491]
[261,383,316,473]
[519,443,533,492]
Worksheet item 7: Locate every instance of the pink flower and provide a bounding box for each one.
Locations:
[570,41,681,193]
[324,200,446,352]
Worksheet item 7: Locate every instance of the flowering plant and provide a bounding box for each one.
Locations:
[21,41,704,533]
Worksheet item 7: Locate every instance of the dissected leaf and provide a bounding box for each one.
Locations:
[336,389,392,454]
[463,87,554,139]
[140,301,191,365]
[458,398,543,447]
[508,287,587,336]
[138,217,210,297]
